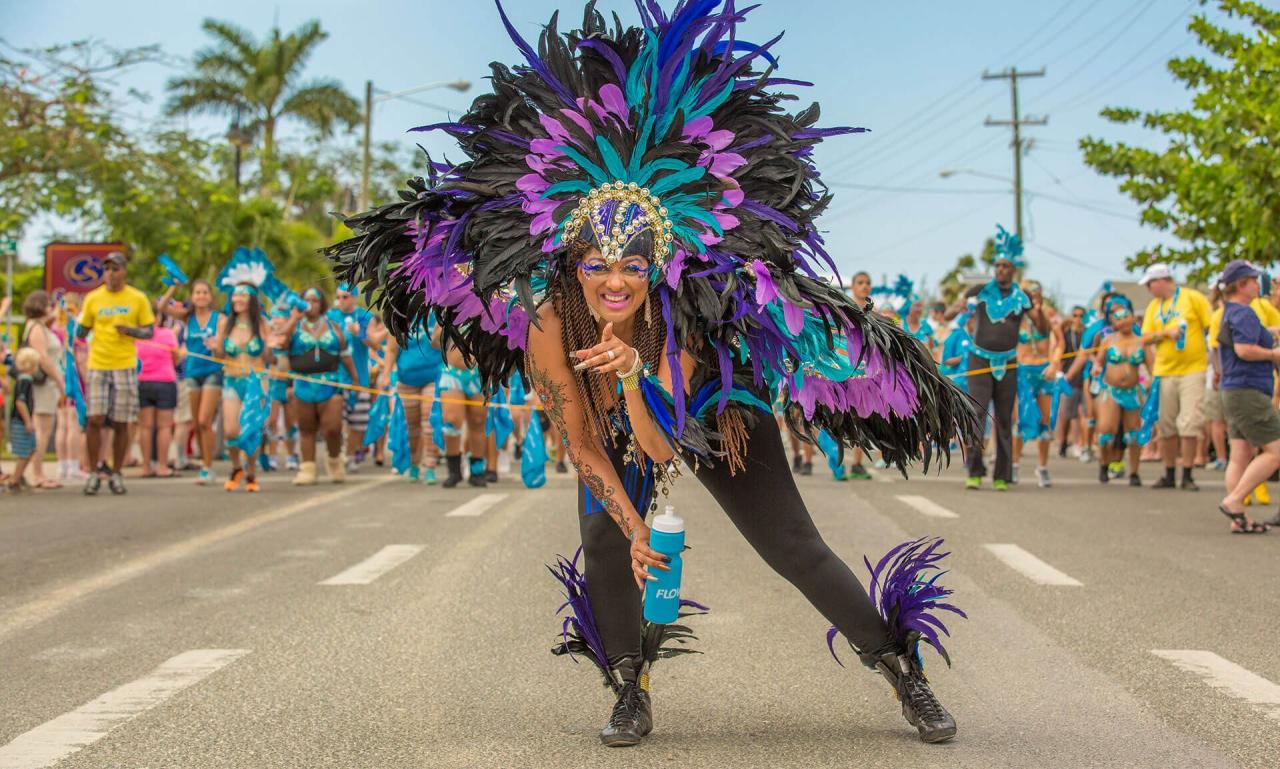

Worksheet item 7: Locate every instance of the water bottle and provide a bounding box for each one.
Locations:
[643,506,685,624]
[1175,319,1187,351]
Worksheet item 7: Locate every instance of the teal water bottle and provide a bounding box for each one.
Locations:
[643,506,685,624]
[1175,319,1187,351]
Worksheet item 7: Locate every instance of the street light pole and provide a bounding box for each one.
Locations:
[359,79,471,212]
[361,80,373,212]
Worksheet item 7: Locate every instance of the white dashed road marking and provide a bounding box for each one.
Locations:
[983,543,1083,586]
[444,493,509,518]
[0,649,249,769]
[318,545,426,585]
[895,495,960,519]
[1152,650,1280,721]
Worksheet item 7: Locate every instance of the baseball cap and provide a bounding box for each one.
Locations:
[102,251,127,267]
[1219,259,1260,286]
[1137,263,1172,286]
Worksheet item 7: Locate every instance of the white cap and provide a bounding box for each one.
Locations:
[651,505,684,533]
[1138,263,1173,286]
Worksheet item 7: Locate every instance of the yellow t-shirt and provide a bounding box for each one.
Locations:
[79,285,156,370]
[1141,286,1211,376]
[1207,300,1279,350]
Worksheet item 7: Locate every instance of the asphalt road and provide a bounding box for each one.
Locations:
[2,447,1278,769]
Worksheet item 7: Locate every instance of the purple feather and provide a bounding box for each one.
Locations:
[867,537,965,665]
[494,0,577,106]
[576,39,629,87]
[547,548,611,675]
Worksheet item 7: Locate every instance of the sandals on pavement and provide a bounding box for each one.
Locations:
[1218,506,1269,534]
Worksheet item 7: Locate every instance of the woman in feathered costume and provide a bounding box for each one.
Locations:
[329,0,975,746]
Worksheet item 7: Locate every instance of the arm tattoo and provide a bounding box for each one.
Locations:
[528,358,632,536]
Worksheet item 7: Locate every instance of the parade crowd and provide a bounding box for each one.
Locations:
[3,250,1278,533]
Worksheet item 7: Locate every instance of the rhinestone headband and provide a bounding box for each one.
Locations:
[563,181,675,267]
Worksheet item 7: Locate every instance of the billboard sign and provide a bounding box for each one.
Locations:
[44,242,127,296]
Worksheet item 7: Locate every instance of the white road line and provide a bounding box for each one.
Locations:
[444,493,509,518]
[0,477,395,645]
[0,649,248,769]
[983,543,1083,586]
[1152,650,1280,721]
[318,545,425,585]
[895,495,960,519]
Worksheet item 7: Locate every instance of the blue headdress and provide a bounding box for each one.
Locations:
[993,224,1025,269]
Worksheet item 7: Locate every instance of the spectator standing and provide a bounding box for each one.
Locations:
[1139,263,1212,491]
[1057,306,1086,457]
[136,320,182,477]
[6,348,41,493]
[1214,261,1277,534]
[20,291,67,489]
[77,252,155,495]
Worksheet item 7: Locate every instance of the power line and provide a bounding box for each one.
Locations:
[826,181,1009,195]
[983,67,1047,239]
[1036,0,1164,102]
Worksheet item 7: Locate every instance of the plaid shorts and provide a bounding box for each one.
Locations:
[88,368,140,424]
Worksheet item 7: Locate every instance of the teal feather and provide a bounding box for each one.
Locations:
[555,145,610,185]
[544,179,593,196]
[635,158,690,186]
[628,116,657,177]
[689,78,735,120]
[649,166,707,196]
[596,136,630,183]
[676,205,723,235]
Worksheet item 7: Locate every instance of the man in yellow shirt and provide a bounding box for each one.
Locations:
[1140,263,1212,490]
[76,252,156,495]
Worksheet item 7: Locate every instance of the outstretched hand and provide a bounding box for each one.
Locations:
[573,322,638,376]
[628,521,670,590]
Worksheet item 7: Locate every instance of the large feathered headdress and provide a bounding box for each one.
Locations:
[328,0,978,466]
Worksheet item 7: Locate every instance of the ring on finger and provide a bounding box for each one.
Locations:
[607,349,615,361]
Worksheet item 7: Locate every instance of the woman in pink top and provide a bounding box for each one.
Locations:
[137,321,183,477]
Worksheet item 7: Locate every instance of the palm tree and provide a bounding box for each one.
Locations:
[165,19,360,187]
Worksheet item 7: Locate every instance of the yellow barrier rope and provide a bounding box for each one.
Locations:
[131,338,1111,412]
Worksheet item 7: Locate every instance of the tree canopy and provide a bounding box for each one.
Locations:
[1081,0,1280,279]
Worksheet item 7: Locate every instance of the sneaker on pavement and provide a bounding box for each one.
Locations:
[286,454,300,471]
[848,464,872,480]
[1036,466,1051,488]
[1129,474,1142,487]
[1210,459,1226,471]
[83,473,102,496]
[422,467,437,485]
[993,479,1009,492]
[407,466,421,482]
[964,476,981,490]
[107,473,127,495]
[196,467,214,486]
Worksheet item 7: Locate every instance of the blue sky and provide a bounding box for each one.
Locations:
[8,0,1208,305]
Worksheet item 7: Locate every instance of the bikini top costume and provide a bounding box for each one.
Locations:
[223,332,264,358]
[1104,346,1145,367]
[327,2,978,471]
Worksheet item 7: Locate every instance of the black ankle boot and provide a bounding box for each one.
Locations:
[442,455,464,488]
[864,645,956,744]
[599,658,652,747]
[468,459,488,487]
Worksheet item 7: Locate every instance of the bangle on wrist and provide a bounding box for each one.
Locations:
[616,350,644,380]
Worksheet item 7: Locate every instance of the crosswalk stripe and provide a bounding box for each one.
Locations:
[1152,650,1280,719]
[894,495,960,519]
[0,649,249,769]
[983,543,1083,586]
[444,493,509,518]
[318,545,425,585]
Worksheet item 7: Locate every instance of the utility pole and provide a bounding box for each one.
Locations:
[982,68,1047,242]
[359,79,471,213]
[360,80,373,212]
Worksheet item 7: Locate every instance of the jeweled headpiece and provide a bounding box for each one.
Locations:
[564,182,674,266]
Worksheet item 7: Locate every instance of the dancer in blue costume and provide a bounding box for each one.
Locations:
[1014,279,1064,487]
[947,226,1045,490]
[1091,305,1151,486]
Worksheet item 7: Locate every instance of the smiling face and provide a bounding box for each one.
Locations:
[576,245,652,324]
[191,282,212,310]
[230,291,250,316]
[1110,306,1134,333]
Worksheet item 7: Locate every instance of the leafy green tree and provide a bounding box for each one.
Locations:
[165,19,361,186]
[0,41,154,236]
[1081,0,1280,279]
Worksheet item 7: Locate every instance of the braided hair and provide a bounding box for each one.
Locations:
[551,240,666,450]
